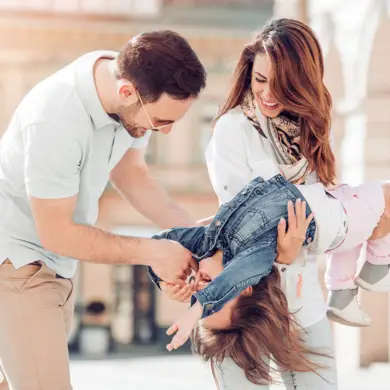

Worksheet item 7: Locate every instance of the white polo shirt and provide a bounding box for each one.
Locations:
[0,51,151,278]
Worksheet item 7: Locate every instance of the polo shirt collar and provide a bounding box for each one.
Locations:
[75,50,120,131]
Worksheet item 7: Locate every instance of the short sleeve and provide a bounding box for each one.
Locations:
[130,130,152,149]
[24,123,82,199]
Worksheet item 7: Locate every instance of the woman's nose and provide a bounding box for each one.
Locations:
[261,85,273,102]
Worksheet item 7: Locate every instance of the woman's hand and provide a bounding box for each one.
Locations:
[276,199,314,265]
[166,301,203,351]
[160,281,194,303]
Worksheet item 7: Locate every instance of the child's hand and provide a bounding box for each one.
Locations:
[166,301,203,351]
[160,281,194,303]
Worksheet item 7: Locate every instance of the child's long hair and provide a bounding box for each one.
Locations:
[191,266,331,386]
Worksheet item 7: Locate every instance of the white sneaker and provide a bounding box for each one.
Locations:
[326,288,371,327]
[355,262,390,292]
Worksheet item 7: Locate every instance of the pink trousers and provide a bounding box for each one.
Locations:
[324,182,389,290]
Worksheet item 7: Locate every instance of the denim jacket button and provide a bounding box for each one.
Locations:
[215,220,221,227]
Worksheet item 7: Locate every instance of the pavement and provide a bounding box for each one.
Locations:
[69,321,390,389]
[70,354,390,390]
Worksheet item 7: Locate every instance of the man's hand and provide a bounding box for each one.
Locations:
[166,301,203,351]
[276,199,314,265]
[160,280,194,303]
[150,240,199,285]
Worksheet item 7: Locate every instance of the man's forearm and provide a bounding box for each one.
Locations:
[44,223,158,265]
[116,167,196,229]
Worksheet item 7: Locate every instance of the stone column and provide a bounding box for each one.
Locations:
[274,0,390,368]
[306,0,390,368]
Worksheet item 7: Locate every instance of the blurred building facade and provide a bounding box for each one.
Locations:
[0,0,273,353]
[0,0,390,363]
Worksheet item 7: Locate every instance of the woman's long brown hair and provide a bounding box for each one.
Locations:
[191,267,332,386]
[214,18,336,186]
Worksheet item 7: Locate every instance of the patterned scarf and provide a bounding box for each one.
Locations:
[240,91,310,184]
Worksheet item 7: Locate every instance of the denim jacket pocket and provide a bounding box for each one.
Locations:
[230,209,268,245]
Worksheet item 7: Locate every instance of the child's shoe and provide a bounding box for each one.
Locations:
[355,262,390,292]
[326,288,371,327]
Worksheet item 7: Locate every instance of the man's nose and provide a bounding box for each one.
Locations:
[160,124,174,135]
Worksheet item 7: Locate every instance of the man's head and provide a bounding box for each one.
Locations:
[114,30,207,138]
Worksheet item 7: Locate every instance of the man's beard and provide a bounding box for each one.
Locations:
[117,104,147,139]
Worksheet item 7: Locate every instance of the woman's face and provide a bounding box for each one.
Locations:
[251,53,284,118]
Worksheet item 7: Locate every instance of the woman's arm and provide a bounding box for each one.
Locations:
[208,113,311,264]
[206,113,252,205]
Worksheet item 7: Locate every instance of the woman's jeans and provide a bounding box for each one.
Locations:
[212,316,338,390]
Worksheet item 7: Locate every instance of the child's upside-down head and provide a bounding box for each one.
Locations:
[191,251,329,385]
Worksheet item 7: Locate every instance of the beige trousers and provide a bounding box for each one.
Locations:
[0,260,75,390]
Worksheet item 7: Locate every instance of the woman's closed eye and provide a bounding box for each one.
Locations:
[255,78,266,83]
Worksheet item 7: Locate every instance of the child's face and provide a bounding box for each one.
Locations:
[196,250,224,283]
[194,250,241,330]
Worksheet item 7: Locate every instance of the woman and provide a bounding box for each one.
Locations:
[205,18,338,389]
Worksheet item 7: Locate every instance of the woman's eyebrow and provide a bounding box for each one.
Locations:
[255,72,267,79]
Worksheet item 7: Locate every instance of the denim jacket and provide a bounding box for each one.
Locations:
[147,174,316,319]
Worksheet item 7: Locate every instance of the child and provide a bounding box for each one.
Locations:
[147,175,390,356]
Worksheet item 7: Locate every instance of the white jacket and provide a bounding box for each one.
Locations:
[205,108,327,328]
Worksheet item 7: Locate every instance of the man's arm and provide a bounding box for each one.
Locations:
[110,148,196,229]
[25,123,195,284]
[30,195,196,283]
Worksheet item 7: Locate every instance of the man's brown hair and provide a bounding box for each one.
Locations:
[117,30,207,102]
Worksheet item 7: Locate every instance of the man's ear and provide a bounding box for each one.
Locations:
[242,286,253,297]
[117,80,137,104]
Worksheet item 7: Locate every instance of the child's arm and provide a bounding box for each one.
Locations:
[165,301,203,351]
[160,281,194,303]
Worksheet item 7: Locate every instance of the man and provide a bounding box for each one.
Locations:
[0,30,206,389]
